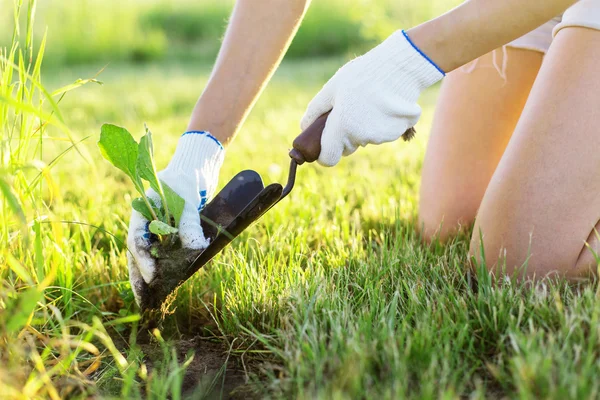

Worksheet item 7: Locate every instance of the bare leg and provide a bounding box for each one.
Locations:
[470,27,600,280]
[419,48,543,241]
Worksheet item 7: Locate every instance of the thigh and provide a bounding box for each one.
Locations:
[470,27,600,279]
[419,48,543,241]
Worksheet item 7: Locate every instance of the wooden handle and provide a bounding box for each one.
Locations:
[289,112,329,165]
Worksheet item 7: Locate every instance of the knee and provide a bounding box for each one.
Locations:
[468,227,497,275]
[467,225,533,280]
[418,197,476,244]
[467,218,598,282]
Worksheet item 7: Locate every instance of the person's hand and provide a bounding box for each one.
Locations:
[127,132,224,305]
[301,30,445,167]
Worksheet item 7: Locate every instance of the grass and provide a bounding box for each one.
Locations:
[3,1,600,399]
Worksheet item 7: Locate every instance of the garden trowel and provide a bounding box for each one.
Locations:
[140,113,329,310]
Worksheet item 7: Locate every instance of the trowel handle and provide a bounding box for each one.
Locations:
[289,112,330,165]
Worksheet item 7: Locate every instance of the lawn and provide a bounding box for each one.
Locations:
[3,2,600,400]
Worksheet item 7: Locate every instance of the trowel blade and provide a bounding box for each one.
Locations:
[199,170,265,239]
[184,183,284,281]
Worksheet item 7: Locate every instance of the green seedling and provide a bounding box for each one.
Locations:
[99,124,206,311]
[98,124,185,238]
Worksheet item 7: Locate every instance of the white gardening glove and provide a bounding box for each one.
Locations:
[127,131,224,305]
[301,30,445,167]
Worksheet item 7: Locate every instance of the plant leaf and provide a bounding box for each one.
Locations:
[98,124,143,194]
[34,221,44,283]
[162,182,185,226]
[136,129,161,194]
[51,77,103,97]
[149,220,179,236]
[132,197,154,221]
[149,197,164,222]
[0,176,26,227]
[6,287,42,334]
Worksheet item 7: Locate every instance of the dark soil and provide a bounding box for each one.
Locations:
[106,311,268,399]
[133,230,260,398]
[140,336,260,399]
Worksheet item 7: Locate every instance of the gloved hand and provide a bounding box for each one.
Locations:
[127,131,224,305]
[301,30,445,167]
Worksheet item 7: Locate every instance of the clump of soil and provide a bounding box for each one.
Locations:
[139,237,202,312]
[402,126,416,141]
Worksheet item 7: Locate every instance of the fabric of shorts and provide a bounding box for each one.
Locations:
[507,0,600,55]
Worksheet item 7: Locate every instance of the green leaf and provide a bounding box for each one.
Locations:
[34,221,44,283]
[51,77,103,97]
[98,124,143,194]
[136,128,161,194]
[132,197,154,221]
[136,126,179,227]
[149,220,179,236]
[149,197,164,222]
[0,176,26,227]
[6,287,42,334]
[162,182,185,226]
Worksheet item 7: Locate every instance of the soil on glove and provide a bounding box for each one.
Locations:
[139,239,202,312]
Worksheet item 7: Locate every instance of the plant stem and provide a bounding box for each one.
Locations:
[156,180,171,225]
[135,182,158,221]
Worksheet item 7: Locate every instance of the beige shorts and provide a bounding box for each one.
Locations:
[508,0,600,54]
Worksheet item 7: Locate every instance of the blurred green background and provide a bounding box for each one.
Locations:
[0,0,460,67]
